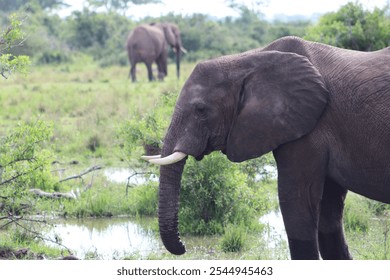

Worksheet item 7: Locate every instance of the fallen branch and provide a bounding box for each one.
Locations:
[28,165,102,201]
[29,188,77,200]
[59,165,102,183]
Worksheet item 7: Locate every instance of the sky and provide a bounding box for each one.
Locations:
[61,0,389,20]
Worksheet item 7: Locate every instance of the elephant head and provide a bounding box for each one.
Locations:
[154,23,187,79]
[143,50,329,255]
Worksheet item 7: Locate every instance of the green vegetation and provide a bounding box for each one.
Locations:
[305,2,390,51]
[0,13,30,78]
[0,0,389,259]
[179,153,271,235]
[220,224,248,253]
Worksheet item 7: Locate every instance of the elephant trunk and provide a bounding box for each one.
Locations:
[157,131,186,255]
[175,48,181,79]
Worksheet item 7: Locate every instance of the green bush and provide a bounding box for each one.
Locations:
[118,90,177,166]
[65,9,134,66]
[305,2,390,51]
[220,224,247,253]
[179,153,265,235]
[37,51,72,64]
[0,120,58,230]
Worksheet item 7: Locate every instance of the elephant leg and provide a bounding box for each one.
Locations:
[156,54,167,81]
[277,171,323,259]
[130,63,137,82]
[145,62,155,81]
[279,195,322,260]
[274,145,326,260]
[318,177,352,260]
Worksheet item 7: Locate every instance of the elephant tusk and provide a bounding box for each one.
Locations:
[180,47,187,54]
[148,152,187,165]
[141,155,161,160]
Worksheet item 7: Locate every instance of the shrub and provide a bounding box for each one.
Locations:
[304,2,390,51]
[118,90,176,166]
[86,135,101,152]
[220,224,247,253]
[179,152,265,235]
[0,120,56,227]
[37,51,72,64]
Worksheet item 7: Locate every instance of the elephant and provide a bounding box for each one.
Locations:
[126,22,187,82]
[141,36,390,260]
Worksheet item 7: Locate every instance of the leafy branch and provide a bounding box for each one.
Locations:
[0,13,30,79]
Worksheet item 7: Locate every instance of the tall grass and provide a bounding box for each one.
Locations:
[220,225,247,253]
[0,58,194,164]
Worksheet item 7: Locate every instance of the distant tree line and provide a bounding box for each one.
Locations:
[305,2,390,51]
[1,0,389,67]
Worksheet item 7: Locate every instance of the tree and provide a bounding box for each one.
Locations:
[65,8,133,65]
[0,0,69,12]
[86,0,162,15]
[0,121,56,229]
[226,0,268,18]
[0,13,30,78]
[305,2,390,51]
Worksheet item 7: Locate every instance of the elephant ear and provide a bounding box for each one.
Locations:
[162,24,177,47]
[226,51,329,162]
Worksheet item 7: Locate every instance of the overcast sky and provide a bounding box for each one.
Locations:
[61,0,389,20]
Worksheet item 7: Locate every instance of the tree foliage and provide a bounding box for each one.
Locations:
[0,0,69,12]
[179,153,271,235]
[86,0,162,14]
[0,13,30,78]
[0,121,57,229]
[65,8,133,65]
[1,1,389,68]
[305,2,390,51]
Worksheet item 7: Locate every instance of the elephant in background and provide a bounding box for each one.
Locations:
[142,36,390,260]
[126,23,187,82]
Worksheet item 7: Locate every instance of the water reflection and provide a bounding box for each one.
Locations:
[45,217,160,259]
[260,210,287,248]
[45,211,287,260]
[104,168,158,184]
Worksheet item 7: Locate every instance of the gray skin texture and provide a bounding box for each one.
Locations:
[156,36,390,260]
[126,23,185,82]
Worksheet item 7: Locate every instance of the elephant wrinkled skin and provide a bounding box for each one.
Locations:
[126,23,186,82]
[144,36,390,259]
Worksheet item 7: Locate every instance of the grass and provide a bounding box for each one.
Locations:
[0,225,64,260]
[0,55,194,164]
[345,193,390,259]
[220,225,248,253]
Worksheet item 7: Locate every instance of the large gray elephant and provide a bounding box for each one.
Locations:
[126,23,187,82]
[142,36,390,260]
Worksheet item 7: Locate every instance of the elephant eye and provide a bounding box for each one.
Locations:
[194,103,208,120]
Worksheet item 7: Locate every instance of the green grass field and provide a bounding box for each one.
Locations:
[0,56,194,165]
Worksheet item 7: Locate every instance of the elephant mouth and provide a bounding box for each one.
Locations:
[195,154,205,161]
[196,143,226,161]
